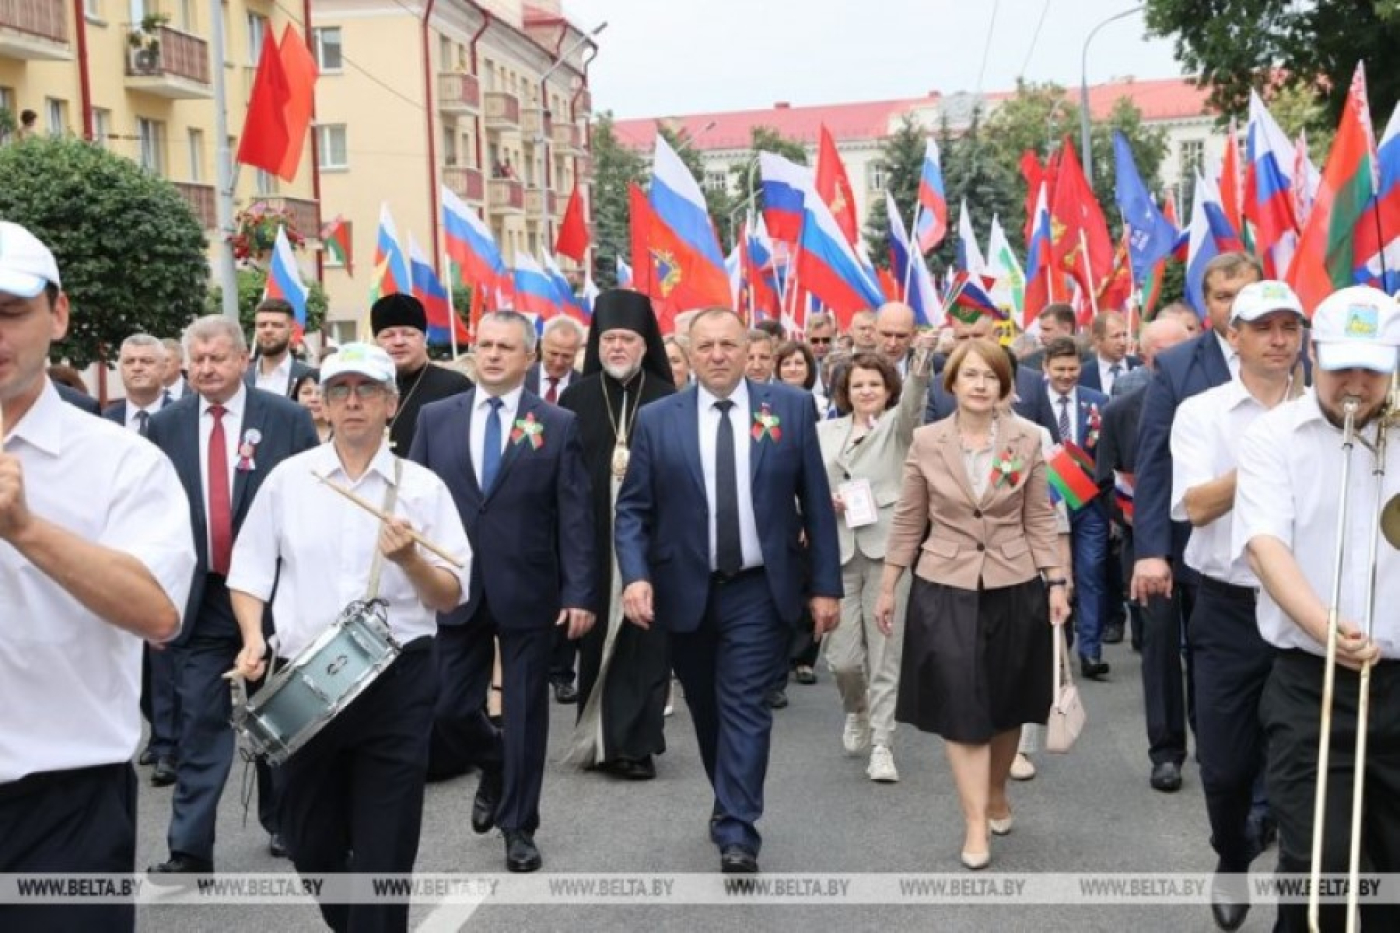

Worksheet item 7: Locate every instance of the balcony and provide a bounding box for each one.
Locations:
[438,72,479,113]
[524,188,556,217]
[483,91,520,130]
[0,0,70,59]
[255,196,320,238]
[551,122,584,154]
[125,25,211,99]
[521,105,550,141]
[575,154,593,179]
[442,165,484,203]
[173,181,216,231]
[576,87,592,115]
[487,178,523,215]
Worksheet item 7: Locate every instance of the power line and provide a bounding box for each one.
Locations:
[974,0,1002,95]
[267,0,425,113]
[1019,0,1053,81]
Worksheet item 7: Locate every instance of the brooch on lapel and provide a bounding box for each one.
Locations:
[236,428,261,472]
[989,445,1025,488]
[1084,403,1102,447]
[751,403,782,443]
[511,412,545,450]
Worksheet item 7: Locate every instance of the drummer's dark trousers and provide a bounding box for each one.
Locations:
[0,763,137,933]
[279,637,438,933]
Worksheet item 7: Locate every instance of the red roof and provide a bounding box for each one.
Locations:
[613,76,1214,151]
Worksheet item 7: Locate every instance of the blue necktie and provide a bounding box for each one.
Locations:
[481,397,503,492]
[135,409,150,436]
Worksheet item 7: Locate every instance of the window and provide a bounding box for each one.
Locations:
[84,0,100,19]
[442,126,458,166]
[866,161,887,193]
[187,128,204,181]
[137,117,165,174]
[329,320,357,346]
[93,108,112,148]
[0,88,12,143]
[703,170,728,194]
[246,13,267,65]
[44,98,67,137]
[255,169,277,195]
[178,0,194,32]
[313,27,342,72]
[438,35,452,68]
[1178,138,1204,209]
[317,124,348,170]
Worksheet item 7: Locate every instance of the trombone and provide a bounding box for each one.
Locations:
[1310,366,1400,933]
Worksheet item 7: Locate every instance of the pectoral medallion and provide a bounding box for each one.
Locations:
[611,441,630,477]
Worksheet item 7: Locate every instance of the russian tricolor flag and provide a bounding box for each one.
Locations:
[1186,172,1245,318]
[511,253,561,322]
[649,135,726,269]
[758,151,813,245]
[1245,91,1300,279]
[407,234,466,345]
[442,185,507,294]
[1023,182,1056,323]
[581,271,600,318]
[1360,104,1400,294]
[373,203,411,297]
[956,199,987,274]
[915,137,948,253]
[264,224,308,325]
[615,255,633,289]
[542,251,589,323]
[886,191,943,327]
[794,162,883,328]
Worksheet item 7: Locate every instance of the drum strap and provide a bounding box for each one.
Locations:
[364,457,404,601]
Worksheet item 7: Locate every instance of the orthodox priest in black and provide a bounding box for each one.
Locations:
[560,290,675,780]
[371,294,473,453]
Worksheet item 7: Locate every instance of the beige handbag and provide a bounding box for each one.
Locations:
[1045,628,1085,753]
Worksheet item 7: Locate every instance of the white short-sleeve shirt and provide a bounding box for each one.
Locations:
[1,382,195,782]
[226,441,473,659]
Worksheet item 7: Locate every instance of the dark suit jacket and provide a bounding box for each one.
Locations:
[146,387,320,645]
[614,380,842,633]
[1095,385,1145,530]
[55,382,100,415]
[1078,354,1142,393]
[243,357,318,398]
[923,375,956,424]
[102,395,172,427]
[1133,331,1231,566]
[524,363,579,400]
[1016,382,1110,509]
[409,388,595,629]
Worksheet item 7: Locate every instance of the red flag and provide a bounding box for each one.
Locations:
[276,25,318,182]
[1218,118,1243,237]
[815,124,858,246]
[236,30,291,175]
[1050,142,1113,318]
[876,265,900,302]
[1097,232,1134,312]
[554,185,589,262]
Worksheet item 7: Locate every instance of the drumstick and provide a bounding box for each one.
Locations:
[311,471,465,568]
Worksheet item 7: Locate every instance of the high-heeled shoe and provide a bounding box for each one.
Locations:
[989,813,1014,836]
[960,850,991,870]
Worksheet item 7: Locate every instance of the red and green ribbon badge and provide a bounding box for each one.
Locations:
[1085,403,1102,447]
[751,403,782,443]
[990,446,1025,488]
[510,412,545,450]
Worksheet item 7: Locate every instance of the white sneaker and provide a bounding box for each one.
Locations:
[867,745,898,782]
[1010,753,1036,781]
[842,713,871,756]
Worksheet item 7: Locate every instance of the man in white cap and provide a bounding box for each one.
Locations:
[1236,284,1400,933]
[229,342,471,933]
[0,221,195,931]
[1170,280,1306,931]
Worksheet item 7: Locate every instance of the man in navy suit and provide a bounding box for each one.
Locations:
[244,299,318,398]
[1078,311,1142,395]
[145,315,319,875]
[409,310,595,874]
[1016,336,1111,677]
[616,308,842,873]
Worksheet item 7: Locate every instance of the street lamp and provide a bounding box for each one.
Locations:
[1079,4,1143,182]
[538,21,607,247]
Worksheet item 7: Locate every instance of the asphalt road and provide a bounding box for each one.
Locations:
[131,636,1270,932]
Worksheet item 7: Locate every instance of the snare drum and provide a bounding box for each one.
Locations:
[231,600,401,765]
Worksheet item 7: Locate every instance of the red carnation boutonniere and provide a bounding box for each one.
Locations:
[1085,403,1102,448]
[751,403,782,443]
[989,445,1025,488]
[510,412,545,450]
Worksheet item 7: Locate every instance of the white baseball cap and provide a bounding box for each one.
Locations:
[1311,286,1400,373]
[0,221,61,299]
[319,343,395,386]
[1230,280,1304,324]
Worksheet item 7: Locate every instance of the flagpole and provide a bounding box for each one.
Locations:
[903,202,922,302]
[1078,229,1100,318]
[745,208,756,327]
[443,250,460,359]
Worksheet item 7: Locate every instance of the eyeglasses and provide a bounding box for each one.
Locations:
[323,382,389,402]
[808,336,833,345]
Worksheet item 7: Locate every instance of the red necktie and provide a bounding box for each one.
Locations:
[546,377,558,404]
[207,404,233,575]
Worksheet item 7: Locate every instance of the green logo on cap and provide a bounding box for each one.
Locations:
[1345,305,1379,338]
[1261,283,1289,300]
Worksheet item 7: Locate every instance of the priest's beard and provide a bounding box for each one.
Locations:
[603,360,642,382]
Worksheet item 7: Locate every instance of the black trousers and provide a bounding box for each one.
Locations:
[1141,580,1196,767]
[549,623,577,686]
[1263,651,1400,933]
[1187,578,1274,868]
[279,639,437,933]
[576,607,670,763]
[0,763,137,933]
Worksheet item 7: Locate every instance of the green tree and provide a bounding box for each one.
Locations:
[206,267,328,335]
[862,113,928,268]
[727,125,809,244]
[0,136,208,366]
[588,112,646,287]
[933,109,1020,276]
[1144,0,1400,126]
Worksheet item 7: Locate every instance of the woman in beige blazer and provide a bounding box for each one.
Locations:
[877,337,1070,870]
[817,343,933,784]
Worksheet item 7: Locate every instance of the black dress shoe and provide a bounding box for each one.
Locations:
[148,853,213,875]
[766,688,789,709]
[1102,623,1125,644]
[1079,656,1110,680]
[138,747,157,766]
[151,757,177,787]
[1150,761,1182,792]
[504,830,542,873]
[720,845,759,874]
[471,769,502,835]
[552,681,579,704]
[608,756,656,781]
[1210,861,1249,931]
[268,834,288,858]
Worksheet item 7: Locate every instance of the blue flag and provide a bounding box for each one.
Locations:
[1113,131,1178,282]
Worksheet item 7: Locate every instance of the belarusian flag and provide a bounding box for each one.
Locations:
[1047,442,1099,510]
[320,215,353,277]
[1287,63,1377,315]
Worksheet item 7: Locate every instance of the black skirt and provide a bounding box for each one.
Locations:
[895,576,1053,744]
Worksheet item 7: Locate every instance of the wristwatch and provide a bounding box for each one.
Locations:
[1044,578,1068,588]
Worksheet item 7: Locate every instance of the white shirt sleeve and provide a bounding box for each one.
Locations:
[1169,394,1216,524]
[414,474,474,607]
[226,463,283,603]
[1232,412,1295,563]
